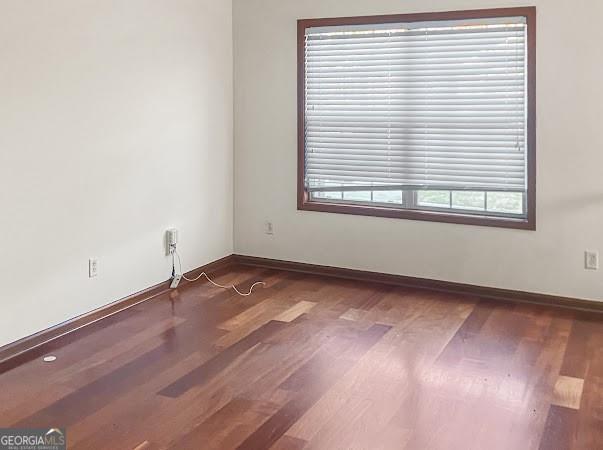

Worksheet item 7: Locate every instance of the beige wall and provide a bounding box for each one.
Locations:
[0,0,233,346]
[233,0,603,301]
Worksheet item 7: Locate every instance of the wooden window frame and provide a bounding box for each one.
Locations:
[297,7,536,230]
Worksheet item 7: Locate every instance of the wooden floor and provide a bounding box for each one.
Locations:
[1,265,602,449]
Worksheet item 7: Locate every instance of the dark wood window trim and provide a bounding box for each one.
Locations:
[297,7,536,230]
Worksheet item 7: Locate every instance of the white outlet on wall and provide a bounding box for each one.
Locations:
[89,258,99,278]
[585,251,599,270]
[264,221,274,235]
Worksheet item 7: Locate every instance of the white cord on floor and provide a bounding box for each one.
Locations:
[174,250,265,296]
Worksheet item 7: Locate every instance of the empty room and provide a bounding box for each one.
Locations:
[1,0,602,449]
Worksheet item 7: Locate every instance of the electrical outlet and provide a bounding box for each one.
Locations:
[264,221,274,235]
[585,251,599,270]
[89,258,99,278]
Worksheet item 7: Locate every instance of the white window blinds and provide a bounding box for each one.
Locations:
[303,17,528,193]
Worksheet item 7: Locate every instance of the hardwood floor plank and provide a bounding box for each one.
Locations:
[572,315,603,449]
[72,317,360,448]
[287,291,473,448]
[273,301,317,323]
[435,300,498,366]
[339,308,365,322]
[552,376,584,410]
[269,435,308,450]
[539,405,577,450]
[158,320,288,398]
[0,316,186,425]
[236,324,392,450]
[13,329,197,428]
[166,397,279,450]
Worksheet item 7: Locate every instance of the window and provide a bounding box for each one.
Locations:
[297,8,536,229]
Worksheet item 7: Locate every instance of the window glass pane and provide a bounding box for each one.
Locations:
[373,190,403,205]
[487,192,524,214]
[343,191,371,202]
[312,191,342,200]
[417,191,450,208]
[452,192,485,211]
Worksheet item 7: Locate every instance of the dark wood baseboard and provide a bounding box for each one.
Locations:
[233,254,603,313]
[0,255,236,366]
